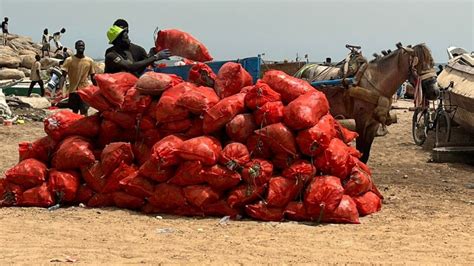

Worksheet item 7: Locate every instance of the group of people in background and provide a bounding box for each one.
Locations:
[41,27,67,58]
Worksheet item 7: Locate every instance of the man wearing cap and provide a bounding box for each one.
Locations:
[104,19,171,77]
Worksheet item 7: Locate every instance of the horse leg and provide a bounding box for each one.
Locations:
[356,121,380,163]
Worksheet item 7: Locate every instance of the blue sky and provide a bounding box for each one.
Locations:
[1,0,472,62]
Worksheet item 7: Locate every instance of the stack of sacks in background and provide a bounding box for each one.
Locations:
[0,29,382,223]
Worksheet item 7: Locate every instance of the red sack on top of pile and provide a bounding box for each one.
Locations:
[5,158,47,189]
[135,72,183,95]
[282,160,315,184]
[284,201,310,221]
[353,191,382,216]
[48,169,80,203]
[283,91,330,130]
[244,81,281,110]
[254,123,298,156]
[168,160,205,186]
[200,164,241,191]
[225,113,257,143]
[266,176,303,208]
[101,142,134,176]
[80,162,105,192]
[155,29,213,62]
[188,63,216,87]
[246,134,272,159]
[95,72,138,107]
[121,87,152,113]
[314,138,355,179]
[203,92,246,134]
[227,184,266,208]
[253,101,284,127]
[20,183,55,207]
[44,110,83,141]
[262,70,315,104]
[155,82,194,123]
[219,142,250,171]
[176,86,220,114]
[62,114,101,139]
[112,191,145,209]
[77,85,113,112]
[304,175,344,219]
[343,163,373,197]
[52,136,95,170]
[245,201,284,222]
[322,195,360,224]
[119,171,154,199]
[214,62,253,99]
[18,136,56,163]
[176,136,222,166]
[241,159,273,186]
[296,114,338,156]
[149,183,186,210]
[183,185,220,208]
[102,162,136,193]
[102,111,138,129]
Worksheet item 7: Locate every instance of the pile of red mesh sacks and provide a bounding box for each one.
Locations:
[0,64,382,224]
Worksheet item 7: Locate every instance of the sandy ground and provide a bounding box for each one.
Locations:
[0,100,473,264]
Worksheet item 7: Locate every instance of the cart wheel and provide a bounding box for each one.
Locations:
[412,108,428,146]
[435,110,451,147]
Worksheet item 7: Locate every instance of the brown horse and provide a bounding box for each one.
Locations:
[296,43,439,163]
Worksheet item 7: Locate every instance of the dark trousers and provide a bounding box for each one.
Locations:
[69,92,89,115]
[27,80,45,97]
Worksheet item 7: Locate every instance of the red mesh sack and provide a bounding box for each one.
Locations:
[227,184,266,208]
[353,191,382,216]
[343,164,373,197]
[102,162,136,194]
[138,128,161,147]
[244,81,281,110]
[138,161,175,183]
[159,119,192,133]
[246,134,272,159]
[284,201,311,221]
[296,114,338,156]
[121,87,152,113]
[183,185,220,208]
[137,115,156,131]
[225,113,256,143]
[5,158,47,189]
[87,193,114,207]
[203,93,246,134]
[219,142,250,171]
[0,180,22,207]
[266,176,303,208]
[119,171,154,199]
[75,184,95,204]
[112,191,145,209]
[254,123,298,156]
[102,111,137,129]
[214,62,253,98]
[282,160,315,184]
[44,110,83,141]
[97,119,122,147]
[101,142,134,176]
[272,153,300,170]
[322,195,360,224]
[304,175,344,219]
[254,101,284,127]
[168,161,205,186]
[261,70,315,104]
[245,201,284,221]
[48,169,80,203]
[202,200,240,218]
[184,118,204,138]
[77,85,112,112]
[149,183,186,210]
[149,135,184,168]
[314,138,355,179]
[335,121,359,143]
[95,72,138,107]
[132,142,151,166]
[155,83,193,123]
[18,136,56,163]
[80,162,105,192]
[176,136,222,165]
[62,114,101,139]
[155,29,213,62]
[283,91,330,130]
[20,183,55,207]
[188,63,216,87]
[200,164,241,191]
[176,86,219,114]
[241,159,273,186]
[135,72,183,95]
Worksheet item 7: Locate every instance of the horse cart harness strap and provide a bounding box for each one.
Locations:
[347,86,392,125]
